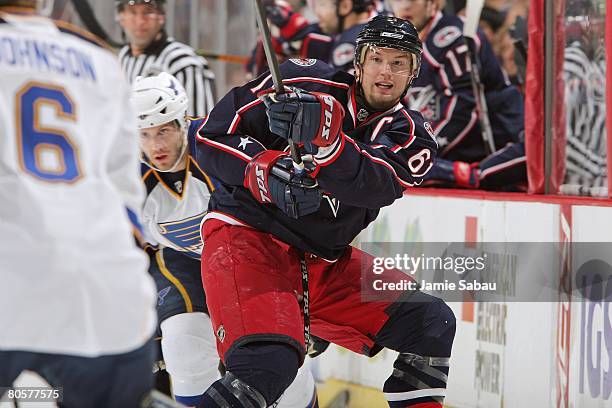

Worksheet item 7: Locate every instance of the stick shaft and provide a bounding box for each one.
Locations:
[465,38,496,154]
[252,0,303,167]
[195,50,249,64]
[253,0,285,94]
[463,0,496,155]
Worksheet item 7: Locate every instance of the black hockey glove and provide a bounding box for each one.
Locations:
[260,90,344,153]
[245,150,321,219]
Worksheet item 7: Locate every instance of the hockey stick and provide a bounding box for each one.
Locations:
[195,50,250,64]
[252,0,312,352]
[463,0,496,155]
[253,0,304,170]
[70,0,123,48]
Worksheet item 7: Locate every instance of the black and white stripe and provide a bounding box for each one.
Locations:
[563,42,607,187]
[119,37,216,117]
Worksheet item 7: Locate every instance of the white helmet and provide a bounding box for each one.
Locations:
[131,72,188,130]
[131,72,189,173]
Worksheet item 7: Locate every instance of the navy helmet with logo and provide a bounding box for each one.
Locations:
[354,15,422,88]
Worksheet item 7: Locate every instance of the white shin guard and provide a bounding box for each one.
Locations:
[160,312,221,397]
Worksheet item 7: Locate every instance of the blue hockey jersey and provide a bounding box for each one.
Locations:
[295,23,366,73]
[196,60,437,260]
[407,12,523,162]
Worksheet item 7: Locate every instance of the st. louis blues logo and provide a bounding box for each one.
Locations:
[158,212,206,258]
[158,286,172,306]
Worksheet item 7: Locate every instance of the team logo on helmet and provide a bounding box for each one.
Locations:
[289,58,317,67]
[381,32,404,39]
[433,26,462,48]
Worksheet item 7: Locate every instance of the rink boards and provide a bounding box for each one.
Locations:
[313,189,612,408]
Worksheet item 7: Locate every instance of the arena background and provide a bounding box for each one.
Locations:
[5,1,607,407]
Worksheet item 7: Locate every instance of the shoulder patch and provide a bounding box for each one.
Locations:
[289,58,317,67]
[432,26,462,49]
[424,121,436,139]
[332,42,355,68]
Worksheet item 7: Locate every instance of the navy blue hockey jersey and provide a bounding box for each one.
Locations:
[407,12,523,162]
[196,60,437,260]
[295,23,366,73]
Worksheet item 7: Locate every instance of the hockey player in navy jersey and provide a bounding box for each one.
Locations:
[390,0,526,190]
[133,72,318,408]
[248,0,374,76]
[196,16,455,408]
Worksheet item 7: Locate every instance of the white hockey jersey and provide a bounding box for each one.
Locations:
[141,118,215,260]
[0,10,157,357]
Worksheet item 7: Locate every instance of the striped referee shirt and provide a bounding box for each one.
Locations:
[119,31,216,117]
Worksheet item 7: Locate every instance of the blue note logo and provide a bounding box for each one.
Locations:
[158,212,206,259]
[158,286,172,306]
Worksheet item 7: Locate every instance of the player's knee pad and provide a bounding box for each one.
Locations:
[160,312,220,396]
[419,297,456,357]
[275,357,317,408]
[382,293,456,357]
[225,342,299,405]
[384,298,455,406]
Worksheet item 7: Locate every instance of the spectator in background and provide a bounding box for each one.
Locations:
[479,5,527,87]
[116,0,216,117]
[389,0,527,190]
[247,0,375,76]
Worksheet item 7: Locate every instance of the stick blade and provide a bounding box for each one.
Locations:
[463,0,485,39]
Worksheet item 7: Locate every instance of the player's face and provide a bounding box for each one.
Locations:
[359,47,412,110]
[388,0,436,31]
[118,4,165,50]
[313,0,340,34]
[139,122,184,171]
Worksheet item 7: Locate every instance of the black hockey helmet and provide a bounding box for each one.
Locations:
[355,15,422,61]
[354,15,422,86]
[115,0,165,13]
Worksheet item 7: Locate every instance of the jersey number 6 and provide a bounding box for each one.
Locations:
[16,82,83,183]
[408,149,432,175]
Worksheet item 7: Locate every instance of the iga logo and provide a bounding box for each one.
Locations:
[577,259,612,400]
